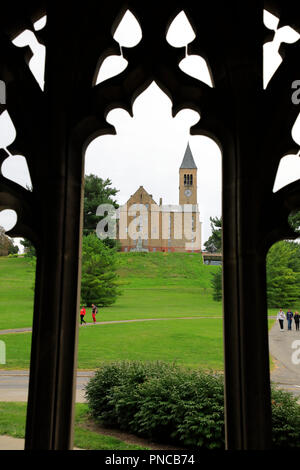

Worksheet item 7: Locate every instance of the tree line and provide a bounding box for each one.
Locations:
[209,213,300,308]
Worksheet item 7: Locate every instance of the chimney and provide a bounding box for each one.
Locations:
[159,198,162,206]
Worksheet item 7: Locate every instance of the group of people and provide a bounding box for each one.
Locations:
[80,304,98,325]
[277,308,300,331]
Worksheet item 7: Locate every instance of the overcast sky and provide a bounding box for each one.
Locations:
[0,10,300,250]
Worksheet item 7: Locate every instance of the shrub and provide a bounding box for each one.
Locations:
[271,386,300,448]
[85,361,300,449]
[85,361,224,449]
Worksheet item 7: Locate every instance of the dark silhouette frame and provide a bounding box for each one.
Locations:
[0,0,299,449]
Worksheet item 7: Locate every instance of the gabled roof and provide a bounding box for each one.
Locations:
[180,143,197,169]
[127,186,158,206]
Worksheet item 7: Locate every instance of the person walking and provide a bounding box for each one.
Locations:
[91,304,98,324]
[294,311,300,331]
[286,309,294,331]
[80,306,86,325]
[277,308,285,331]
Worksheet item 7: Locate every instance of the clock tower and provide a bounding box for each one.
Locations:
[179,143,197,205]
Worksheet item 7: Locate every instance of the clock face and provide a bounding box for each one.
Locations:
[184,189,192,197]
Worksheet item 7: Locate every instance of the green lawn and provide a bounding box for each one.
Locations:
[0,257,35,329]
[0,254,276,372]
[0,318,275,371]
[0,402,147,450]
[0,318,224,370]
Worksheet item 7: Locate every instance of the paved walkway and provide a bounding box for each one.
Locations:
[0,370,93,403]
[0,316,223,336]
[269,320,300,398]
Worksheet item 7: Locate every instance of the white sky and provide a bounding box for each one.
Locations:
[0,10,300,251]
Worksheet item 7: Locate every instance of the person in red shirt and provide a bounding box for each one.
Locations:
[91,304,98,324]
[80,306,86,325]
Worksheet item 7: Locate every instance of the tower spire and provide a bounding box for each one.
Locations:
[180,142,197,169]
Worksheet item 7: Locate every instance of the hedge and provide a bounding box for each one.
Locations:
[85,361,300,449]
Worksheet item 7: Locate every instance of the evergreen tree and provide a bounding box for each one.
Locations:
[20,175,120,254]
[80,234,121,307]
[204,217,222,253]
[84,174,119,238]
[211,268,222,301]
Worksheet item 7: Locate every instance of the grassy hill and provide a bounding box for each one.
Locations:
[116,252,218,288]
[0,253,220,329]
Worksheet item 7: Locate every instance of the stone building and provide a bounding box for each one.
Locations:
[117,143,202,252]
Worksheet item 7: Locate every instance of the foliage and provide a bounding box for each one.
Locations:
[20,238,36,257]
[84,174,119,247]
[0,226,19,256]
[288,210,300,235]
[208,232,300,307]
[19,175,120,254]
[271,386,300,448]
[81,234,121,307]
[211,267,222,302]
[266,241,300,308]
[85,361,225,449]
[85,361,300,449]
[203,216,222,253]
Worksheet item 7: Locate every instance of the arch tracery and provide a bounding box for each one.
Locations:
[0,1,299,450]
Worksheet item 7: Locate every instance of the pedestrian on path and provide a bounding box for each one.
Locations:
[80,306,86,325]
[286,309,294,330]
[277,308,285,331]
[294,311,300,331]
[91,304,98,324]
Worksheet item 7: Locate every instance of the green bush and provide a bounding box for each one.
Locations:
[85,361,300,449]
[271,386,300,448]
[85,361,224,449]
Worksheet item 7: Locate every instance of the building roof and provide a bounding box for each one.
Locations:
[180,143,197,169]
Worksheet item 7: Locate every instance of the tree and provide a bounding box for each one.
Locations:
[84,174,119,241]
[19,175,120,254]
[20,238,36,257]
[210,239,300,307]
[80,234,121,307]
[266,241,300,308]
[204,216,222,253]
[211,268,222,301]
[288,210,300,234]
[0,226,19,256]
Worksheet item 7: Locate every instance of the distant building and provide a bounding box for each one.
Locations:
[117,143,202,253]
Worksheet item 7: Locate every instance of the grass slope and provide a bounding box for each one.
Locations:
[0,253,221,329]
[0,257,35,330]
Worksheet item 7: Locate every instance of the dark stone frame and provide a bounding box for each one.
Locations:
[0,0,299,449]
